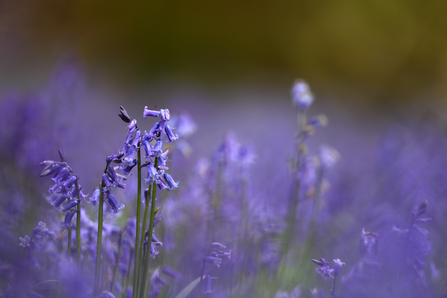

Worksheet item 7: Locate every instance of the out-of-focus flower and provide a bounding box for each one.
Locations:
[319,146,340,169]
[291,79,314,110]
[359,229,378,259]
[312,257,335,281]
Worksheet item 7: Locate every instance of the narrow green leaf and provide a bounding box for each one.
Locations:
[32,280,60,291]
[156,284,170,298]
[174,276,204,298]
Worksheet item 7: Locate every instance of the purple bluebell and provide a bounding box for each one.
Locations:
[104,191,125,214]
[312,258,335,281]
[165,125,179,143]
[19,235,32,249]
[160,109,170,121]
[61,199,80,212]
[161,266,181,279]
[291,79,313,110]
[90,188,100,206]
[204,256,223,268]
[142,140,152,158]
[118,105,131,123]
[143,107,161,118]
[202,275,214,294]
[61,210,76,227]
[51,195,68,208]
[163,173,179,190]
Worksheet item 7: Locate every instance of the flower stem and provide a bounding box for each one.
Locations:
[139,157,158,298]
[75,181,81,267]
[132,148,143,298]
[94,180,105,296]
[138,184,152,284]
[67,227,72,260]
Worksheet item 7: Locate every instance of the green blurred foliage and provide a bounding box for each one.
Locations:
[2,0,447,106]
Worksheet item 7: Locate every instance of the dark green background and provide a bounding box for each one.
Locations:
[1,0,447,108]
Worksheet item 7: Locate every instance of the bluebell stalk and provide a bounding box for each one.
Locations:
[96,107,137,296]
[138,106,180,298]
[40,149,88,265]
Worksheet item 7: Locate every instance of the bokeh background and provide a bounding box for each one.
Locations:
[1,1,447,297]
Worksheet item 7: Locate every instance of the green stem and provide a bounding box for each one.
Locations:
[138,185,152,287]
[278,111,307,279]
[94,180,105,296]
[75,181,81,267]
[139,157,158,298]
[132,149,143,298]
[298,164,324,283]
[67,227,72,260]
[111,231,123,294]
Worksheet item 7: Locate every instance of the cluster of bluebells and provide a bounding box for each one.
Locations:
[19,221,56,251]
[142,106,180,191]
[40,150,88,226]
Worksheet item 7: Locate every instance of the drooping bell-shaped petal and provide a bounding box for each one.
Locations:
[104,192,125,213]
[160,109,170,121]
[61,210,76,227]
[143,106,161,118]
[164,173,179,190]
[142,140,152,158]
[165,125,179,143]
[61,199,80,212]
[63,175,77,189]
[90,188,101,206]
[52,195,68,208]
[203,275,214,294]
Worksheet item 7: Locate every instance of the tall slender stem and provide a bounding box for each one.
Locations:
[132,149,143,298]
[67,227,72,260]
[138,185,152,286]
[94,180,105,296]
[139,157,158,298]
[75,181,81,267]
[278,111,307,279]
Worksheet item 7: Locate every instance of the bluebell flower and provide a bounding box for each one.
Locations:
[312,258,335,281]
[118,105,131,123]
[61,210,76,227]
[104,191,125,214]
[164,173,179,190]
[40,151,89,227]
[202,275,214,294]
[291,79,314,110]
[165,125,179,143]
[143,107,161,118]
